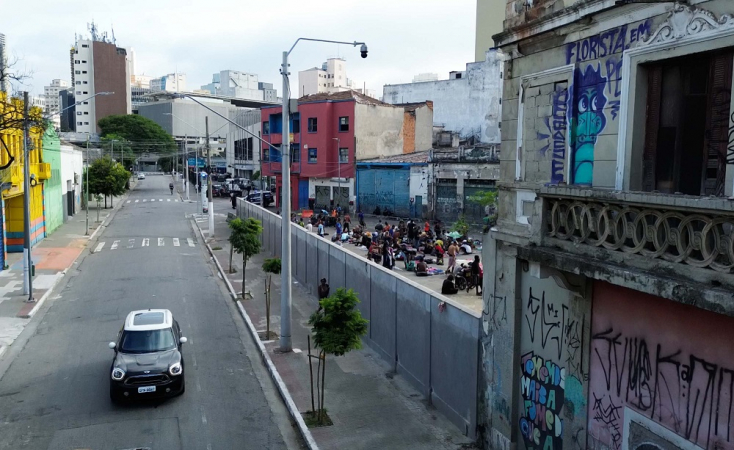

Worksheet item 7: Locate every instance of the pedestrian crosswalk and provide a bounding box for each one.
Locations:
[92,237,196,253]
[126,198,181,204]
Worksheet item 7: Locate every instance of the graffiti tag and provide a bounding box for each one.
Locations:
[520,352,566,449]
[565,21,653,65]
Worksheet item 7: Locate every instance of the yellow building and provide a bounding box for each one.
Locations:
[0,94,51,263]
[475,0,505,62]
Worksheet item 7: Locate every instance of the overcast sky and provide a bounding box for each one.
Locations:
[3,0,477,98]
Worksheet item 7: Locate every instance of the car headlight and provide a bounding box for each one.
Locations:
[111,368,125,381]
[169,362,182,376]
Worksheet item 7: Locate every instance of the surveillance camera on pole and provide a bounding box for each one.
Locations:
[360,44,368,58]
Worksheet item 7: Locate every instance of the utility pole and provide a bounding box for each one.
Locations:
[185,134,189,201]
[280,51,293,351]
[85,136,90,235]
[22,91,34,302]
[206,117,214,237]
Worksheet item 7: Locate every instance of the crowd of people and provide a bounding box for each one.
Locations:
[294,209,483,297]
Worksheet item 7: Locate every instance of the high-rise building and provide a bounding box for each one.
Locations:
[150,73,186,93]
[72,38,131,134]
[199,71,278,101]
[43,79,70,129]
[474,0,504,62]
[298,57,354,97]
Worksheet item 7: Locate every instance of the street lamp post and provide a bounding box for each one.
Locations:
[278,38,367,351]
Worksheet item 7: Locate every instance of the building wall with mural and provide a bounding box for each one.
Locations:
[42,127,63,235]
[483,1,734,450]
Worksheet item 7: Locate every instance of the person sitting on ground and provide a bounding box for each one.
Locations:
[434,241,445,265]
[317,220,325,238]
[441,275,459,295]
[373,206,382,215]
[375,220,384,232]
[415,258,428,276]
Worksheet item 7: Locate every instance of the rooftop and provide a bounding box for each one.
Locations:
[124,309,173,331]
[298,90,388,106]
[358,150,430,164]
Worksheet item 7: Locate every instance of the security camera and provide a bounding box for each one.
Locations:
[360,44,368,59]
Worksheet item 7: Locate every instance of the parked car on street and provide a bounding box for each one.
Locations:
[108,309,187,403]
[137,173,145,180]
[212,184,224,197]
[246,190,273,207]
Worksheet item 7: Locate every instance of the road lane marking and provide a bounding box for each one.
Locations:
[201,413,207,425]
[187,238,195,247]
[127,239,135,248]
[158,238,164,246]
[175,199,179,202]
[142,238,149,247]
[173,238,180,247]
[159,199,163,202]
[143,199,147,202]
[94,242,105,253]
[167,199,171,202]
[196,380,201,392]
[151,199,155,202]
[126,200,130,204]
[111,240,119,250]
[135,199,139,203]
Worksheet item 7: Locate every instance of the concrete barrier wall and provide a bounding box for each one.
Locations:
[238,199,481,438]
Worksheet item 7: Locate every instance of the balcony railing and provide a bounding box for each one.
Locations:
[543,190,734,274]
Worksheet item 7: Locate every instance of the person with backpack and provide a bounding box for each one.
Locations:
[169,182,174,194]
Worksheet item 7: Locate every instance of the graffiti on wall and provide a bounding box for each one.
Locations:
[569,65,608,185]
[560,20,652,185]
[537,87,569,185]
[592,328,734,450]
[520,351,566,449]
[520,286,589,449]
[589,282,734,450]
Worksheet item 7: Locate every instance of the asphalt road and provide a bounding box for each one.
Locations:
[0,175,299,450]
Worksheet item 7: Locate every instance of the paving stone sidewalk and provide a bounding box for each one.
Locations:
[201,211,476,450]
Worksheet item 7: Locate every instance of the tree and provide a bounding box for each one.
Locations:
[98,114,176,154]
[452,214,470,239]
[228,217,262,299]
[251,170,260,180]
[85,156,130,208]
[475,190,498,231]
[307,288,368,425]
[100,134,135,162]
[262,258,281,339]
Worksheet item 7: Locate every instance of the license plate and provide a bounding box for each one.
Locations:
[138,386,156,393]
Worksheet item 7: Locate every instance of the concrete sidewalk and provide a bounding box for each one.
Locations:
[200,213,476,450]
[0,185,135,359]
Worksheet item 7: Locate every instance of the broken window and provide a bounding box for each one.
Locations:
[642,50,733,196]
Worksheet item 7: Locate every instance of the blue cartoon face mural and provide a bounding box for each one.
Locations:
[570,65,608,185]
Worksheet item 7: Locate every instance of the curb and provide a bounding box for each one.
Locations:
[21,269,68,319]
[194,221,319,450]
[0,345,6,360]
[88,186,136,241]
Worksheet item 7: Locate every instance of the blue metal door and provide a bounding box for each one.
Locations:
[357,167,410,216]
[298,180,309,209]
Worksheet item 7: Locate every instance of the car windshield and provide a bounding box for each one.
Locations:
[119,329,176,353]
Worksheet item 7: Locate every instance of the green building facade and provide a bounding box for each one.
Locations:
[42,127,63,235]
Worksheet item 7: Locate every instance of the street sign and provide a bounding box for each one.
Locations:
[187,158,206,168]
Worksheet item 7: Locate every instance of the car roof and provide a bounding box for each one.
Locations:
[124,309,173,331]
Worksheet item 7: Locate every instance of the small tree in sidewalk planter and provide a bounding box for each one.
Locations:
[228,217,262,299]
[306,288,368,426]
[261,258,281,340]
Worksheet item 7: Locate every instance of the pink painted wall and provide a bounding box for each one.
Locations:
[588,281,734,449]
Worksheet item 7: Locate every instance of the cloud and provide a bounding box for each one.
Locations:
[4,0,476,97]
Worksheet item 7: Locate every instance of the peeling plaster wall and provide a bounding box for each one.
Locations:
[354,103,406,160]
[383,50,504,144]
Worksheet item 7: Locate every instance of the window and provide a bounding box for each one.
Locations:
[77,121,83,125]
[291,143,301,162]
[339,116,349,132]
[292,117,300,133]
[82,81,88,84]
[82,60,86,63]
[262,148,269,162]
[83,112,88,115]
[82,71,87,74]
[308,148,317,163]
[641,50,733,196]
[308,117,317,132]
[76,81,81,85]
[83,91,88,94]
[270,114,283,133]
[339,147,349,163]
[82,44,88,48]
[83,102,88,105]
[76,91,81,95]
[263,121,270,135]
[84,122,89,125]
[75,70,80,74]
[76,112,82,115]
[74,60,80,64]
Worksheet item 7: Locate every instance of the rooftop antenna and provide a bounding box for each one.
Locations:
[111,25,116,45]
[88,21,99,42]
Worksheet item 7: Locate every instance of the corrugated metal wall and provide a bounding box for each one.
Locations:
[357,167,410,217]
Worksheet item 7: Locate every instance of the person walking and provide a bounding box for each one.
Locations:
[317,278,330,312]
[343,213,351,233]
[317,220,325,238]
[447,241,458,274]
[470,255,483,296]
